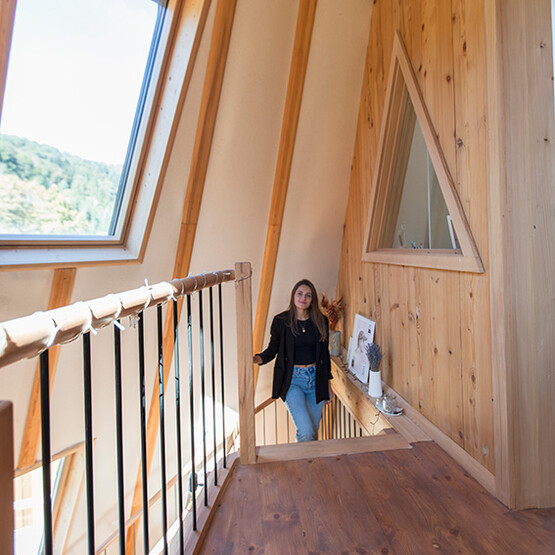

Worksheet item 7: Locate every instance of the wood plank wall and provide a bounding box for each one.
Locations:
[485,0,555,509]
[337,0,494,473]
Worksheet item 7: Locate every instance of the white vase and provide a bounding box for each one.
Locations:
[329,330,341,356]
[368,370,383,398]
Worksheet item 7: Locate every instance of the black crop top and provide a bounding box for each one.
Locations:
[294,318,318,365]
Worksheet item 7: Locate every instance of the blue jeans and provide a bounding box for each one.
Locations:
[284,365,323,442]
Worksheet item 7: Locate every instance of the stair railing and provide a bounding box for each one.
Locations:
[254,387,375,447]
[0,261,256,555]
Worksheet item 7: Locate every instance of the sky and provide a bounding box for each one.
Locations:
[0,0,159,165]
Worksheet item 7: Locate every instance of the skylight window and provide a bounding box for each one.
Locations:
[0,0,165,238]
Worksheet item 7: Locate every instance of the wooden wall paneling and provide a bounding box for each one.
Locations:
[483,0,512,505]
[485,0,555,509]
[383,265,418,408]
[458,275,494,472]
[499,0,554,508]
[126,1,237,549]
[414,269,464,446]
[253,0,317,383]
[451,0,494,473]
[17,268,77,470]
[339,0,495,478]
[413,0,457,176]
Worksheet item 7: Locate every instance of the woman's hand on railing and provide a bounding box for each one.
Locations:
[253,354,262,365]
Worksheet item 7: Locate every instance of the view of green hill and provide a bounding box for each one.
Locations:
[0,134,122,235]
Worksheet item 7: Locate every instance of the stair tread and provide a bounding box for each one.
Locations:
[255,432,412,464]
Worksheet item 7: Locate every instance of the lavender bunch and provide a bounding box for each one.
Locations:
[365,342,382,372]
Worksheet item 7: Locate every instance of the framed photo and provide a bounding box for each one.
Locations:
[348,314,376,384]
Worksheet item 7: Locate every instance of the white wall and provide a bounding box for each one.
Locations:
[0,0,372,551]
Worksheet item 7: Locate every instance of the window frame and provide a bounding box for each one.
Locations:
[0,0,183,269]
[362,32,484,274]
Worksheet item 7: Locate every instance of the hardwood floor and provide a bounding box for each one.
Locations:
[199,442,555,554]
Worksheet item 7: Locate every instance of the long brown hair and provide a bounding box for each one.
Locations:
[286,279,327,341]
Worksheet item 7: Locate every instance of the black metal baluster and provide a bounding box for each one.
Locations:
[348,413,352,438]
[172,300,184,554]
[138,312,150,553]
[218,284,226,469]
[83,332,95,554]
[208,287,217,486]
[198,290,208,507]
[113,323,125,554]
[39,350,53,555]
[186,294,197,531]
[156,304,168,555]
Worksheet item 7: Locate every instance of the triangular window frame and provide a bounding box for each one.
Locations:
[362,32,484,273]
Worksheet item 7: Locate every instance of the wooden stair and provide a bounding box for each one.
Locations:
[255,431,410,463]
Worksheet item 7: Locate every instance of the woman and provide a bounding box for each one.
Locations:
[253,279,332,442]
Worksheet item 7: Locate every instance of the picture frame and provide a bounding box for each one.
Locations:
[348,314,376,384]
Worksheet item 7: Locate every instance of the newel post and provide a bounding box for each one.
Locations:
[0,401,14,555]
[234,262,256,464]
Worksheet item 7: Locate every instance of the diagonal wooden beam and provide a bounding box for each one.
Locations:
[17,268,77,470]
[253,0,318,383]
[126,0,237,549]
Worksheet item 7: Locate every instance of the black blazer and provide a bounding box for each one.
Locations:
[256,311,332,403]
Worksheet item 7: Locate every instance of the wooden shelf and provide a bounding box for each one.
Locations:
[331,356,430,443]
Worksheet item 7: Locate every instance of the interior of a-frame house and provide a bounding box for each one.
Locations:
[0,0,554,553]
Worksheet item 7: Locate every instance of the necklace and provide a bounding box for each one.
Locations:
[299,319,308,333]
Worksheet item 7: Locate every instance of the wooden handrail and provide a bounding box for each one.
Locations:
[255,397,275,414]
[0,269,234,369]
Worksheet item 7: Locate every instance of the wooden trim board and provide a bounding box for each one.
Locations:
[256,433,410,464]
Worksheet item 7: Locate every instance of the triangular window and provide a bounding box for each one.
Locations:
[363,32,483,273]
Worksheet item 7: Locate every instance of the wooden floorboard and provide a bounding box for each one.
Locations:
[199,442,555,554]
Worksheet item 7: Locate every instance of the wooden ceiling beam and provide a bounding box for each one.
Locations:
[17,267,77,470]
[126,1,237,550]
[253,0,318,382]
